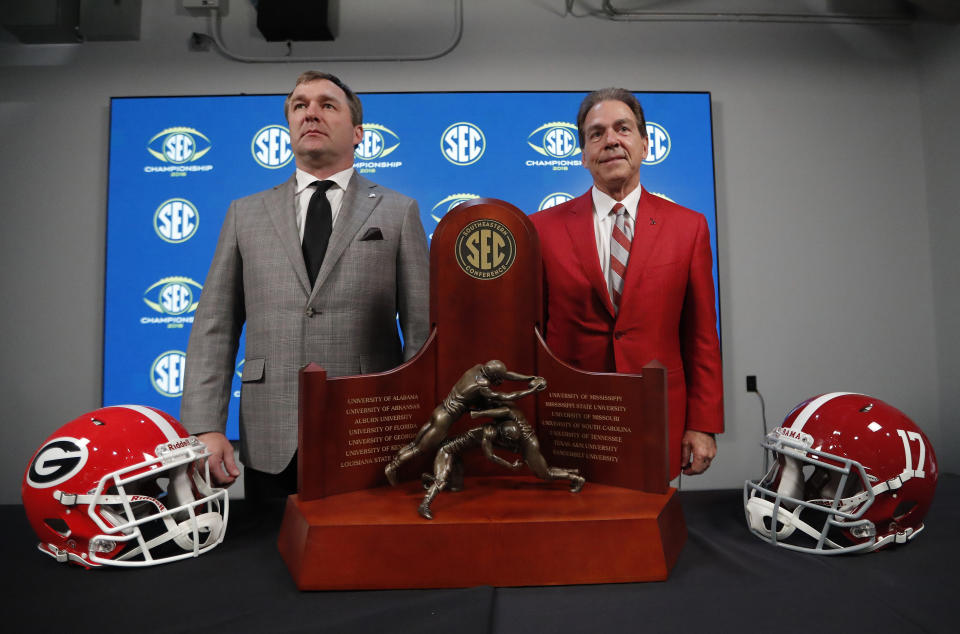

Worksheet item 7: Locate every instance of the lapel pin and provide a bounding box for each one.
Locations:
[650,218,656,225]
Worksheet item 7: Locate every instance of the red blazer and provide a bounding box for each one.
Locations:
[531,188,724,478]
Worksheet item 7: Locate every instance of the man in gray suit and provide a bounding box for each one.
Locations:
[180,71,430,498]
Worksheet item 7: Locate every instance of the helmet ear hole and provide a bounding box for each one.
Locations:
[44,518,70,537]
[893,500,917,521]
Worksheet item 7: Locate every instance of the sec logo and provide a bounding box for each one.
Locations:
[151,350,186,397]
[153,198,199,243]
[643,122,671,165]
[430,193,480,224]
[143,277,202,316]
[251,124,293,169]
[539,192,573,210]
[527,122,580,158]
[441,122,485,165]
[147,127,212,164]
[455,219,517,281]
[355,123,400,161]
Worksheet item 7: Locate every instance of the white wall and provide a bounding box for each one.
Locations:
[1,0,954,504]
[919,21,960,482]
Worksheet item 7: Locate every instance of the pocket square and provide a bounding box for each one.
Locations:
[360,227,384,241]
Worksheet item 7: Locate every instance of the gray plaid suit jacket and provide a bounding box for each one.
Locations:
[180,172,430,473]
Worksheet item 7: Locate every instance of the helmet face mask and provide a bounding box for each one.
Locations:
[23,406,229,568]
[744,393,937,555]
[746,433,878,554]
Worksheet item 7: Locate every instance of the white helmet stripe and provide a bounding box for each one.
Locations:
[789,392,860,432]
[114,405,182,442]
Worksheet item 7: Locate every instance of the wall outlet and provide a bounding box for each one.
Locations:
[746,375,757,392]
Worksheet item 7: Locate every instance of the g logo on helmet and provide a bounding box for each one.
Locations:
[26,437,90,489]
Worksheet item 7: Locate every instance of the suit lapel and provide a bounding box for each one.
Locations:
[622,186,662,291]
[565,192,616,317]
[311,172,378,294]
[262,174,312,294]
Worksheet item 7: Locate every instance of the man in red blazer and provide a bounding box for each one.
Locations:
[531,88,723,479]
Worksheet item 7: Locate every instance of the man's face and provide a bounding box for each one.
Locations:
[286,79,362,172]
[580,99,649,198]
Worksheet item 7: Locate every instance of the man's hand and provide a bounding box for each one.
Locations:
[197,432,240,486]
[681,429,717,476]
[530,377,547,391]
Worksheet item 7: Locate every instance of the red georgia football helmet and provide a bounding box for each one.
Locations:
[744,392,937,554]
[22,405,228,568]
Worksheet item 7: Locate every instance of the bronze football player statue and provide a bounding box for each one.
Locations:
[385,360,546,486]
[418,402,585,520]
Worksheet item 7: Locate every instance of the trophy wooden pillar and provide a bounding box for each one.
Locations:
[278,199,686,589]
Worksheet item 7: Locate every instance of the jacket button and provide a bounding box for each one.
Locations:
[614,331,624,340]
[306,307,316,317]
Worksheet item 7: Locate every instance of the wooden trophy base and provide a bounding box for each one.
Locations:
[278,476,687,590]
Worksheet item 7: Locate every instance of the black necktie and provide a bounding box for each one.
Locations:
[302,180,334,287]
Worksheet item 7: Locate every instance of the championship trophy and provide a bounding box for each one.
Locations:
[278,199,685,589]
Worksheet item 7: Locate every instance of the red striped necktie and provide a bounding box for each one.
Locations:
[608,202,632,313]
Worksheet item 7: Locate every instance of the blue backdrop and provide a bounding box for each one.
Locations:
[104,91,718,440]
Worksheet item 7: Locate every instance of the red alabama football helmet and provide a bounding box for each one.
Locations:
[22,405,228,568]
[744,392,937,554]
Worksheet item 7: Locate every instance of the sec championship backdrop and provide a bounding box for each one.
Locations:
[104,91,718,439]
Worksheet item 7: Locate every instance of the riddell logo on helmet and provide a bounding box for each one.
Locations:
[164,439,192,452]
[130,494,167,510]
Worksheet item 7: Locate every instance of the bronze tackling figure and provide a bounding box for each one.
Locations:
[385,360,546,486]
[418,401,585,519]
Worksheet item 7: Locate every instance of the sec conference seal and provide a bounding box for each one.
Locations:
[454,219,517,280]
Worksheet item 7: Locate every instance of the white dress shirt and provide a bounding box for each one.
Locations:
[592,183,642,297]
[294,167,354,242]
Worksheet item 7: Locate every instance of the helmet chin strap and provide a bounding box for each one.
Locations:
[839,469,909,512]
[171,511,223,551]
[116,510,223,561]
[745,496,846,549]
